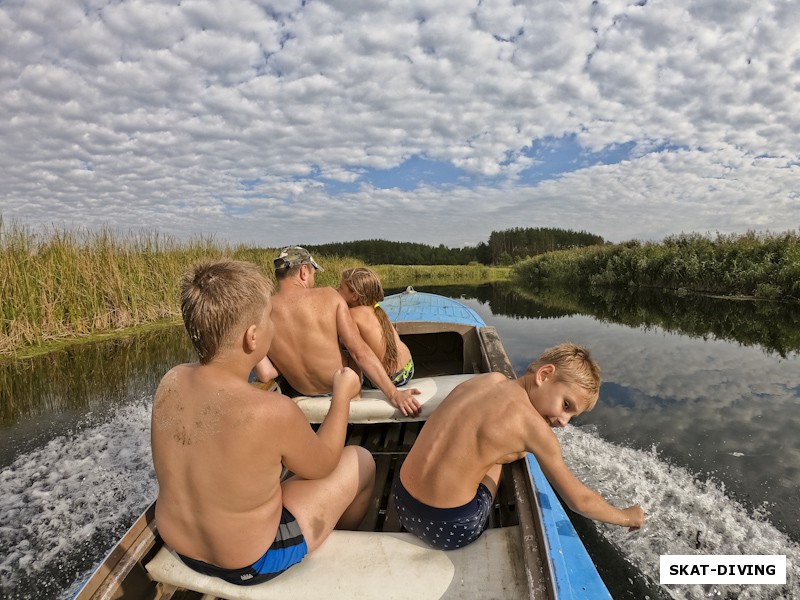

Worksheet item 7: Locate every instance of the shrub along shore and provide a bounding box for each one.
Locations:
[513,231,800,303]
[0,221,509,358]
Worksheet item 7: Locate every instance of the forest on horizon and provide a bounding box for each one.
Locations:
[301,227,605,266]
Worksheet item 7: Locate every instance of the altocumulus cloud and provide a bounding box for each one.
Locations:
[0,0,798,246]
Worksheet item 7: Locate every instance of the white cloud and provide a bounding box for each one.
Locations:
[0,0,798,247]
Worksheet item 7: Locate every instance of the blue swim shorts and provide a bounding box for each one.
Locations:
[177,506,308,585]
[393,478,493,550]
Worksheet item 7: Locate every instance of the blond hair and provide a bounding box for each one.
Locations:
[340,267,396,375]
[181,260,273,364]
[525,342,601,410]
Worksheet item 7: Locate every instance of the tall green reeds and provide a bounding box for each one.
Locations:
[0,219,275,355]
[513,231,800,302]
[0,219,510,356]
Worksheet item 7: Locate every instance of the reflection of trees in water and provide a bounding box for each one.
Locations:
[386,283,577,320]
[0,326,193,424]
[390,282,800,357]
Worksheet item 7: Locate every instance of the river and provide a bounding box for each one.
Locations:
[1,282,798,599]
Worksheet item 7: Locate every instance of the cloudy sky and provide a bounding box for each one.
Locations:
[1,0,798,248]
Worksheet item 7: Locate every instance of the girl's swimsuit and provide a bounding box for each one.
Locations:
[392,478,492,550]
[366,357,415,389]
[177,507,308,586]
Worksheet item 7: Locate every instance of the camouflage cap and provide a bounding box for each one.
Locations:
[273,246,324,272]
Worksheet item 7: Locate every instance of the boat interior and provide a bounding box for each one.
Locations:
[80,324,548,600]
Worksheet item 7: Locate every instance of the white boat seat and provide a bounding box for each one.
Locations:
[291,374,476,424]
[145,527,527,600]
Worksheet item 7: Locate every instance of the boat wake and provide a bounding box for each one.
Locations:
[557,425,799,600]
[2,396,797,600]
[0,398,156,600]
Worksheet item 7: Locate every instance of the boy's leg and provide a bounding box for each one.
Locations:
[480,463,503,497]
[281,445,376,553]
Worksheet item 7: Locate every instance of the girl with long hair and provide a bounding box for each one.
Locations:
[337,267,414,387]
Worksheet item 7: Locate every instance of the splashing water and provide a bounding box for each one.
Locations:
[0,397,156,600]
[557,425,799,599]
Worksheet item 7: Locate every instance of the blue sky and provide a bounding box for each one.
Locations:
[0,0,798,248]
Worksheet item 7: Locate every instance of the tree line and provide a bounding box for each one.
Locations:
[303,227,605,266]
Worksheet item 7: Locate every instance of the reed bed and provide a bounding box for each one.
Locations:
[0,220,509,357]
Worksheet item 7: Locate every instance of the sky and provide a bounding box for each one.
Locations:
[1,0,798,249]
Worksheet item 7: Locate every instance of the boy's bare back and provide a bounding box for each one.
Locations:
[400,372,533,506]
[152,364,288,568]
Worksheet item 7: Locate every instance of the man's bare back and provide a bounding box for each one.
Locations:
[269,285,346,395]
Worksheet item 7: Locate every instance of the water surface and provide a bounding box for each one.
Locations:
[1,283,798,599]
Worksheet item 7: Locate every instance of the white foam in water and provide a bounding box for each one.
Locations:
[556,425,800,599]
[0,397,156,599]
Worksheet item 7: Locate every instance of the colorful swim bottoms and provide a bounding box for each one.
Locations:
[177,507,308,585]
[390,358,415,386]
[366,358,415,389]
[392,478,493,550]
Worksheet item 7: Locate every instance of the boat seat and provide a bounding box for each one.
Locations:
[145,527,527,600]
[291,374,476,424]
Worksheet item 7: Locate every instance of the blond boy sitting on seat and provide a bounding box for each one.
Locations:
[151,259,375,585]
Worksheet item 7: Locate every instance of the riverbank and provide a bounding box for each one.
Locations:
[513,230,800,303]
[0,221,510,357]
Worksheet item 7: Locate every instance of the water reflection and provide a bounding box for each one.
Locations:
[405,281,800,358]
[0,326,193,467]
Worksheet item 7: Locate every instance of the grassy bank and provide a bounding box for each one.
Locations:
[513,231,800,303]
[0,220,509,357]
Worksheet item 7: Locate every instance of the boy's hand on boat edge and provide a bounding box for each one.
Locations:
[624,505,645,531]
[333,367,362,401]
[391,388,422,417]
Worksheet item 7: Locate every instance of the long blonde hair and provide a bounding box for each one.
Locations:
[340,267,397,375]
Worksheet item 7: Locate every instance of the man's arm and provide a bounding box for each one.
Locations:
[528,424,644,529]
[334,294,422,417]
[253,355,279,382]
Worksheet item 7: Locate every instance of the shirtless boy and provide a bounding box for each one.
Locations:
[264,246,421,417]
[152,260,375,585]
[395,342,644,550]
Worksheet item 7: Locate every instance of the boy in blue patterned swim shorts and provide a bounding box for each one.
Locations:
[152,260,375,585]
[396,343,644,550]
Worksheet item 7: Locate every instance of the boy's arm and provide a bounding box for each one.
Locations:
[279,368,360,479]
[529,427,644,530]
[334,295,422,417]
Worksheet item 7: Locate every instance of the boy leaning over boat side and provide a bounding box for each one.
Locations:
[395,342,644,550]
[151,259,375,586]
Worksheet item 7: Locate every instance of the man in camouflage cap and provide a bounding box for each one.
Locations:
[273,246,324,275]
[262,246,422,417]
